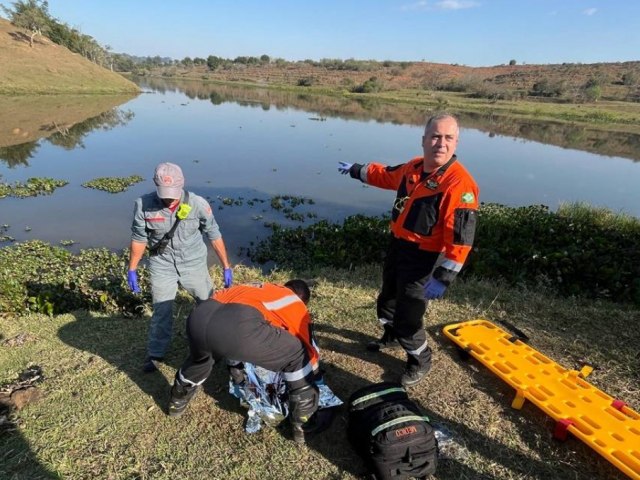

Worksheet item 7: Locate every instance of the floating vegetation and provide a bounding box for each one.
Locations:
[82,175,144,193]
[284,212,305,222]
[216,195,243,208]
[270,195,315,210]
[213,193,317,223]
[0,177,69,199]
[0,240,147,316]
[59,240,76,246]
[0,224,14,242]
[246,198,265,207]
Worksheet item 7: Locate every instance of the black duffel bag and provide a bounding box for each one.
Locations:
[347,382,437,480]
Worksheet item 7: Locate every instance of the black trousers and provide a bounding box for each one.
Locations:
[376,237,438,367]
[178,299,312,390]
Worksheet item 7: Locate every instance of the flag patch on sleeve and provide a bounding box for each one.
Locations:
[461,192,475,203]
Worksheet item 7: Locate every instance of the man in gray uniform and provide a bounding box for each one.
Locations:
[127,162,233,372]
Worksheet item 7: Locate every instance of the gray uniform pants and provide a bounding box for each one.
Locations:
[147,251,213,358]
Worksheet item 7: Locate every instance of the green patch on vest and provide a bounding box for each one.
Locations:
[461,192,475,203]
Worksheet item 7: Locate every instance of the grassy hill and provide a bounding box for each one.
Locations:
[147,57,640,102]
[0,18,139,94]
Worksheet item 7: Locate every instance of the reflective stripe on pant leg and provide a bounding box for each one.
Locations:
[399,329,429,358]
[178,368,209,387]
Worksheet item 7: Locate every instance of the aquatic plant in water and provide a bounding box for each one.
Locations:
[81,175,143,193]
[0,177,68,199]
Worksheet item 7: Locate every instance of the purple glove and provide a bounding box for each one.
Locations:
[424,278,446,300]
[338,161,353,175]
[223,267,233,288]
[127,270,140,294]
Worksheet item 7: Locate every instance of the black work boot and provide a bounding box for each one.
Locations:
[288,384,319,444]
[400,346,433,387]
[167,378,198,417]
[366,326,401,352]
[400,363,431,387]
[142,356,163,373]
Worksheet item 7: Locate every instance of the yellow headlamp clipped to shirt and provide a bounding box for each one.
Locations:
[176,203,192,220]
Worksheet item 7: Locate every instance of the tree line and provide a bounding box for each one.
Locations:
[2,0,113,69]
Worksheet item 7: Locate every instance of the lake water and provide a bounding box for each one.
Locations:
[1,78,640,265]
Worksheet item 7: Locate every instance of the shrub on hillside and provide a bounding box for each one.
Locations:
[530,79,567,97]
[297,77,315,87]
[351,76,384,93]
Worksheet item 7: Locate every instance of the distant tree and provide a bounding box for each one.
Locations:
[297,77,314,87]
[509,59,517,66]
[584,77,601,88]
[260,54,270,64]
[530,79,566,97]
[622,71,637,86]
[582,84,602,102]
[351,76,384,94]
[104,44,113,70]
[581,79,602,102]
[1,0,52,48]
[206,55,223,71]
[193,57,206,66]
[181,56,193,67]
[111,53,135,72]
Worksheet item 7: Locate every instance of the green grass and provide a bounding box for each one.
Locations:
[1,265,638,479]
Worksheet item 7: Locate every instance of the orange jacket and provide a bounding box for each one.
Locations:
[364,156,479,280]
[213,283,319,373]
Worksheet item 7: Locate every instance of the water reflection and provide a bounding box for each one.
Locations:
[0,94,136,167]
[136,77,640,162]
[1,79,639,258]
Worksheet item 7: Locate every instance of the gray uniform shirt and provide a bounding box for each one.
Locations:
[131,190,222,263]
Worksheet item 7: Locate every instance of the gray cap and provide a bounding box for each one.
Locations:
[153,162,184,199]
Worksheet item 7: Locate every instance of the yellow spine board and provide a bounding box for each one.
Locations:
[443,319,640,480]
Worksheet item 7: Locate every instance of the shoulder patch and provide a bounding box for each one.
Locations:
[461,192,475,204]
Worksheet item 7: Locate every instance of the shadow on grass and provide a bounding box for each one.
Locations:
[314,321,607,479]
[0,406,59,479]
[57,309,192,413]
[427,323,629,480]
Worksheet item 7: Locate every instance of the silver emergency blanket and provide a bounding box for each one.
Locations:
[229,363,343,433]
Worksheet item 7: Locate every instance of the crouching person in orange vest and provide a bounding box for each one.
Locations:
[167,279,323,443]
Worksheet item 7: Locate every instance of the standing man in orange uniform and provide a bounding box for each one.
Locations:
[339,113,479,387]
[167,280,323,444]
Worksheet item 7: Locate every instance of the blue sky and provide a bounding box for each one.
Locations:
[12,0,640,66]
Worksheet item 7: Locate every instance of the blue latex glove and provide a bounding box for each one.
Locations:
[423,278,447,300]
[338,161,353,175]
[223,267,233,288]
[127,270,141,294]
